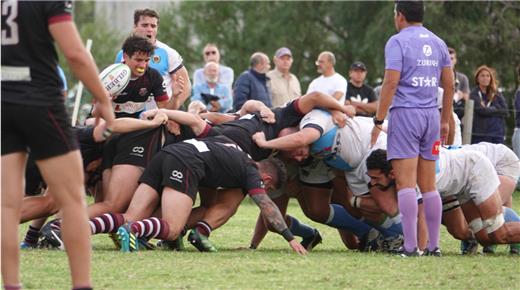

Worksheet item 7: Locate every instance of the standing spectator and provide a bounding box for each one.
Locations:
[448,47,470,120]
[193,43,234,93]
[233,52,272,111]
[346,61,378,116]
[267,47,301,107]
[513,64,520,188]
[470,65,508,144]
[115,8,191,110]
[307,51,347,103]
[371,1,454,256]
[191,62,232,113]
[1,1,115,289]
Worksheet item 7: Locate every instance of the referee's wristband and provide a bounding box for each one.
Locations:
[280,228,295,242]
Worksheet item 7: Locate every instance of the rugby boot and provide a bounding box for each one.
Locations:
[20,241,38,250]
[482,244,497,254]
[381,235,404,253]
[40,221,64,250]
[300,229,322,251]
[157,237,185,251]
[509,243,520,255]
[359,228,381,252]
[117,223,138,253]
[187,229,217,252]
[138,238,156,250]
[399,247,422,257]
[460,239,478,255]
[423,247,442,257]
[108,232,121,250]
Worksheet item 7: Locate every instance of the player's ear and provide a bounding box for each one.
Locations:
[388,169,396,179]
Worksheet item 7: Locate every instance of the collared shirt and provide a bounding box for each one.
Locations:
[267,69,301,107]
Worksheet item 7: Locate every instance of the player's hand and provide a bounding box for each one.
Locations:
[152,111,169,126]
[342,104,356,118]
[92,97,115,129]
[252,131,267,147]
[259,107,276,123]
[331,110,347,128]
[440,121,449,145]
[370,125,382,147]
[289,239,308,255]
[140,109,159,120]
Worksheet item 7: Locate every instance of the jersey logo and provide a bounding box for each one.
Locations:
[431,140,441,155]
[423,45,432,57]
[169,170,184,183]
[138,88,148,96]
[130,146,145,157]
[153,55,161,63]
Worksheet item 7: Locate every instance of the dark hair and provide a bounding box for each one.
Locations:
[366,149,392,175]
[258,158,287,189]
[448,47,456,55]
[122,35,155,58]
[134,8,159,25]
[395,1,424,23]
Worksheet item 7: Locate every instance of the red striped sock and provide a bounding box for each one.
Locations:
[89,213,124,234]
[130,217,170,240]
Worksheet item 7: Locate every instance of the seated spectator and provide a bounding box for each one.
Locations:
[470,65,508,144]
[346,61,378,116]
[267,47,301,107]
[193,43,234,92]
[233,52,272,111]
[191,62,232,113]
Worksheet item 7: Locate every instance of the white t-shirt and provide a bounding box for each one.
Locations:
[459,142,520,181]
[306,73,347,104]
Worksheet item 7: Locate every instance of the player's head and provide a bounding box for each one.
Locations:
[203,43,221,63]
[257,158,288,190]
[278,127,310,162]
[133,9,159,44]
[394,1,424,31]
[122,35,154,77]
[366,149,396,191]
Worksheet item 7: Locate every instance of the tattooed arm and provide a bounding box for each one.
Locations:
[250,193,307,255]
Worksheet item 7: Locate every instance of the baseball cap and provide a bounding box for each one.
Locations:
[275,47,292,58]
[350,61,367,71]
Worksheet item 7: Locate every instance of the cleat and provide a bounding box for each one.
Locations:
[40,221,64,250]
[108,232,121,250]
[359,228,381,252]
[300,229,322,251]
[381,235,404,253]
[460,239,479,255]
[510,244,520,255]
[482,244,496,254]
[117,224,138,253]
[138,238,156,250]
[187,229,217,252]
[157,237,184,251]
[398,247,421,257]
[424,247,442,257]
[20,241,38,250]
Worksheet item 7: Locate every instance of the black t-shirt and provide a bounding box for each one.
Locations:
[346,82,377,116]
[214,99,304,161]
[161,136,266,195]
[113,67,168,118]
[1,1,73,106]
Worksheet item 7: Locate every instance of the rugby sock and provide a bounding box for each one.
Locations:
[287,215,315,239]
[130,217,170,240]
[422,191,442,251]
[195,221,212,237]
[397,188,418,252]
[326,204,372,237]
[89,213,124,235]
[376,215,403,238]
[23,225,41,246]
[503,206,520,222]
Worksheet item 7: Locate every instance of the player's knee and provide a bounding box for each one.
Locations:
[483,214,508,243]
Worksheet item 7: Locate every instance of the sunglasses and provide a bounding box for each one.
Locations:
[205,51,217,56]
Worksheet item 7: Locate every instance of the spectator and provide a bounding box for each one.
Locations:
[191,62,232,113]
[193,43,234,93]
[470,65,508,144]
[307,51,347,103]
[233,52,272,111]
[512,64,520,185]
[115,8,191,110]
[267,47,301,107]
[346,61,378,116]
[448,47,470,120]
[469,65,507,144]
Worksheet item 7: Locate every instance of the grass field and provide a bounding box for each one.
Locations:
[18,192,520,289]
